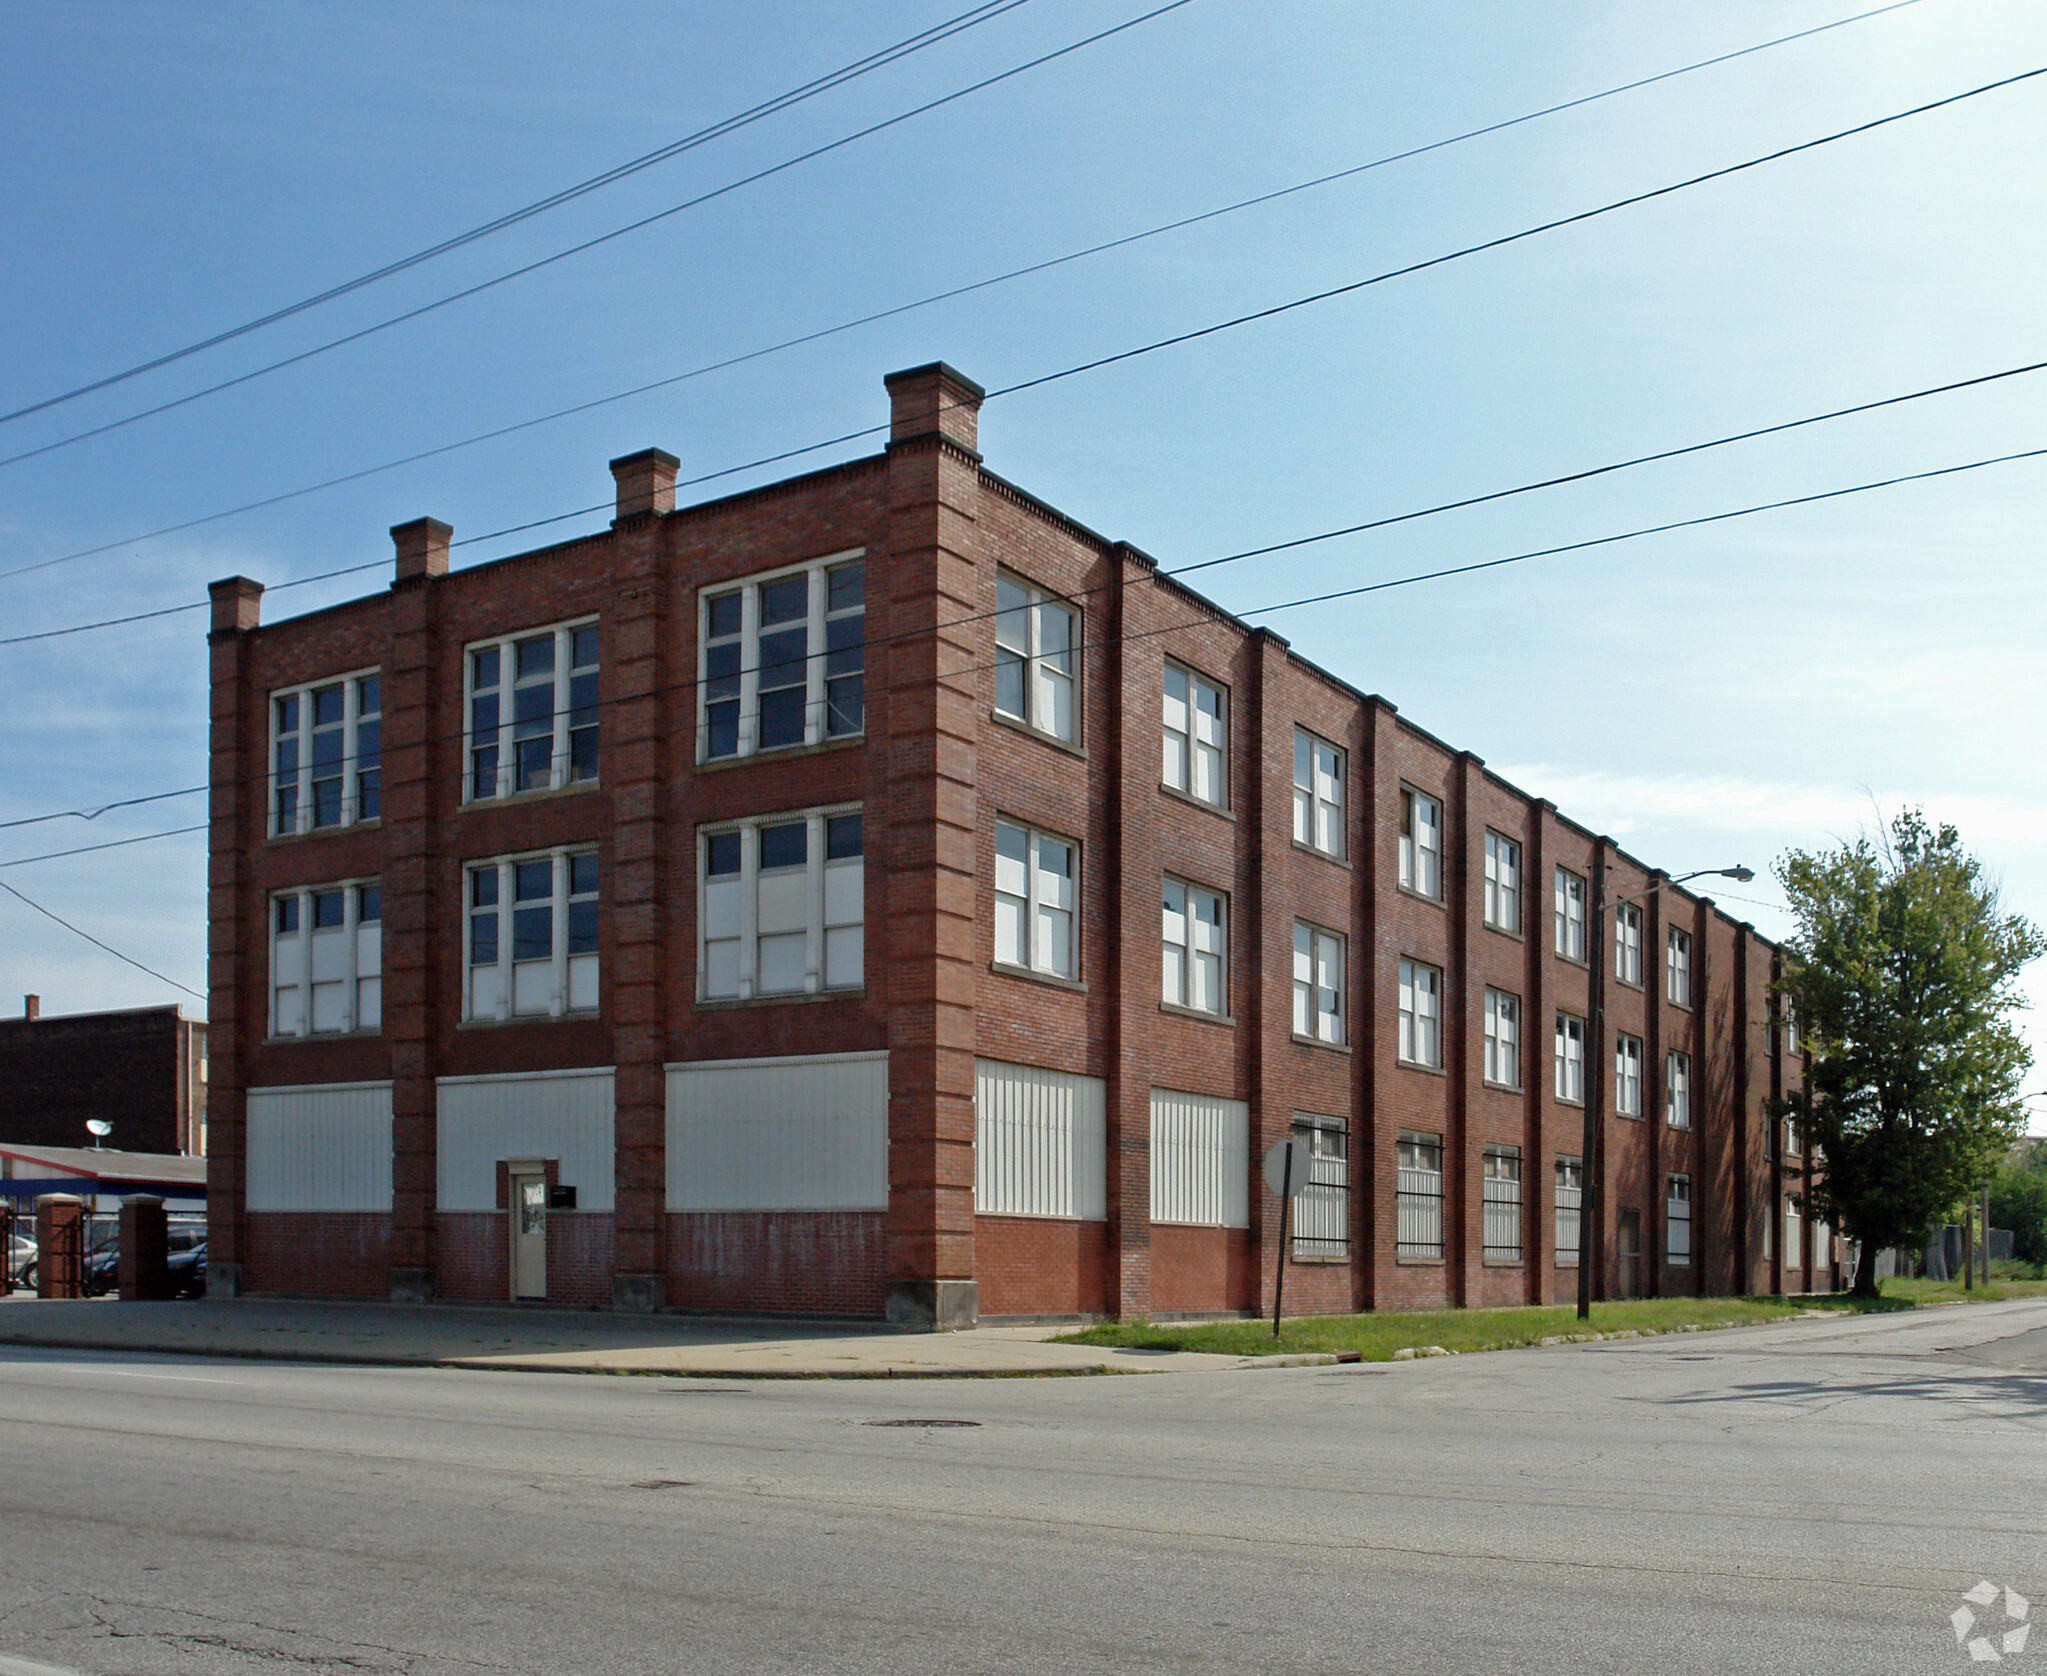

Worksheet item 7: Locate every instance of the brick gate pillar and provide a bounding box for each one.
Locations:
[880,363,983,1330]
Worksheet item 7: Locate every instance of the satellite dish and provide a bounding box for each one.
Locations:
[85,1120,111,1148]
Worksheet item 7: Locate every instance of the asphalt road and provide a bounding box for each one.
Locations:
[1,1301,2042,1676]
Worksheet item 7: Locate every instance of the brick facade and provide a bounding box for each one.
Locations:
[206,362,1817,1323]
[0,1000,206,1156]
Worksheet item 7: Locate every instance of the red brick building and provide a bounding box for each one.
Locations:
[205,362,1831,1324]
[0,995,207,1158]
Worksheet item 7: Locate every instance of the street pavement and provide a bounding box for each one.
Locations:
[0,1299,2041,1674]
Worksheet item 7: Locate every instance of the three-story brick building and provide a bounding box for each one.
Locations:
[205,362,1830,1324]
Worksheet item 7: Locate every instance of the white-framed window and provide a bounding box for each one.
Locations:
[1554,867,1587,961]
[1292,922,1345,1045]
[1396,1130,1443,1260]
[994,571,1078,742]
[1291,730,1345,858]
[1555,1013,1585,1103]
[467,621,599,800]
[1483,988,1520,1087]
[701,807,864,1000]
[1397,958,1442,1067]
[1162,662,1226,806]
[465,848,600,1021]
[1399,787,1442,899]
[1615,1033,1644,1117]
[272,672,381,835]
[1667,1173,1692,1266]
[1784,1110,1802,1157]
[1484,831,1521,933]
[1615,902,1643,986]
[1785,1195,1803,1268]
[994,818,1077,980]
[1666,1049,1691,1129]
[1291,1113,1349,1259]
[1782,999,1801,1057]
[1483,1146,1522,1262]
[1667,926,1692,1006]
[1161,877,1226,1014]
[700,553,865,762]
[1555,1154,1584,1265]
[270,880,380,1037]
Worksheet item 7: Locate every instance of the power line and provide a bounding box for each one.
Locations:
[0,1,1922,476]
[0,825,208,868]
[0,0,1194,468]
[3,48,2030,594]
[0,0,1036,430]
[0,876,205,1001]
[0,786,206,831]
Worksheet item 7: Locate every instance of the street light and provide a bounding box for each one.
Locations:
[1578,863,1754,1321]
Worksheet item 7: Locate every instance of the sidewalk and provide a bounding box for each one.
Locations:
[0,1294,1319,1378]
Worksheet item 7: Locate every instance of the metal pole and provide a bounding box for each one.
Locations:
[1982,1182,1992,1285]
[1272,1144,1294,1340]
[1577,847,1607,1321]
[1963,1195,1974,1291]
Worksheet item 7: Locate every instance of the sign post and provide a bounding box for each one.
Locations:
[1262,1136,1313,1341]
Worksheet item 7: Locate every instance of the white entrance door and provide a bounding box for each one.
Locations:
[511,1172,546,1300]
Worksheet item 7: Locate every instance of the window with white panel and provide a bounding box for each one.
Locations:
[1615,902,1643,985]
[1483,988,1520,1087]
[466,849,600,1021]
[1397,958,1442,1067]
[1667,1173,1692,1266]
[1399,788,1442,899]
[272,673,380,835]
[1615,1033,1644,1116]
[1483,831,1521,933]
[1291,730,1344,858]
[1161,662,1226,805]
[1483,1146,1523,1262]
[1554,867,1587,960]
[1666,926,1692,1005]
[1161,877,1226,1014]
[1554,1013,1585,1103]
[270,880,381,1037]
[466,622,598,800]
[993,572,1078,742]
[1666,1049,1692,1128]
[1292,922,1345,1045]
[700,808,864,1001]
[994,819,1077,980]
[1555,1155,1584,1264]
[699,555,865,761]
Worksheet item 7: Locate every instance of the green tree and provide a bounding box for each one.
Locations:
[1776,811,2043,1296]
[1990,1144,2047,1267]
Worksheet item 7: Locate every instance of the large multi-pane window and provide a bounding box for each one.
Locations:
[1291,1114,1349,1260]
[1399,788,1442,899]
[1396,1130,1444,1260]
[1162,878,1226,1014]
[467,622,599,800]
[1555,1013,1585,1103]
[1615,902,1643,985]
[1292,923,1345,1045]
[1667,1174,1693,1266]
[1666,1049,1691,1128]
[1555,1155,1584,1265]
[994,819,1077,980]
[994,572,1078,742]
[1785,1195,1804,1269]
[700,808,864,1000]
[1483,1146,1523,1262]
[1484,831,1521,933]
[1554,867,1587,961]
[1292,730,1344,858]
[1667,926,1692,1005]
[273,673,381,835]
[700,555,865,761]
[1782,999,1801,1057]
[270,880,380,1036]
[465,848,599,1020]
[1483,988,1521,1087]
[1397,958,1442,1067]
[1615,1033,1644,1117]
[1162,663,1226,806]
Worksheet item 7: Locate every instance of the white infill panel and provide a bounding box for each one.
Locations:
[974,1059,1106,1220]
[247,1081,393,1212]
[1150,1088,1249,1227]
[436,1067,615,1211]
[666,1051,887,1211]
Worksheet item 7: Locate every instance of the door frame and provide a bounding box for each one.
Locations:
[506,1156,547,1302]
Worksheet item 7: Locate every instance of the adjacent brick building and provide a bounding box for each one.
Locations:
[0,996,207,1157]
[205,362,1832,1324]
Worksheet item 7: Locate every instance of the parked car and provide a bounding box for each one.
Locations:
[80,1227,207,1297]
[167,1241,207,1299]
[10,1232,35,1291]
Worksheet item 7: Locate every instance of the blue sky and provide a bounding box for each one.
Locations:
[2,1,2043,1127]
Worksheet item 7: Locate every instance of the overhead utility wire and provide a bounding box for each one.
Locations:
[3,49,2030,593]
[41,431,2047,827]
[0,0,1920,474]
[7,349,2044,653]
[0,0,1036,429]
[0,785,207,831]
[0,0,1194,467]
[0,876,205,1001]
[0,825,209,868]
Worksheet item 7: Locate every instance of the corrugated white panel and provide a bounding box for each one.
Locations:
[1149,1088,1249,1227]
[667,1051,887,1211]
[975,1059,1106,1220]
[247,1081,393,1211]
[436,1067,615,1211]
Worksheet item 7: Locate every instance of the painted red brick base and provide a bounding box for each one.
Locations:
[435,1211,613,1309]
[245,1213,389,1297]
[1152,1224,1254,1313]
[664,1211,886,1316]
[974,1215,1108,1317]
